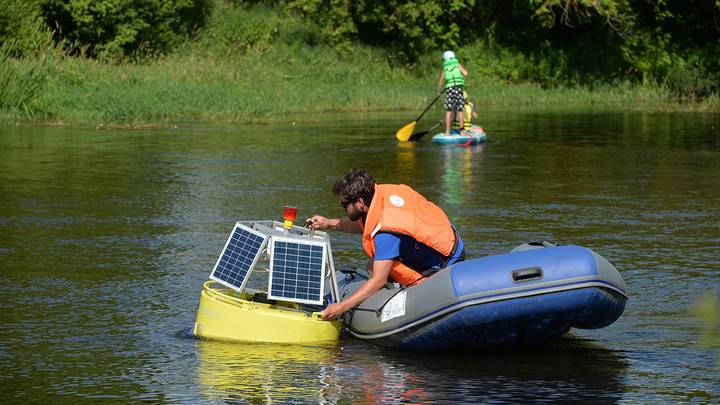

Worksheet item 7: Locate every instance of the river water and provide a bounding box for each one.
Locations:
[1,109,718,403]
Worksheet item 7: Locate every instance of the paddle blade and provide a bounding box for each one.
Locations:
[408,130,428,141]
[409,122,442,141]
[395,121,416,142]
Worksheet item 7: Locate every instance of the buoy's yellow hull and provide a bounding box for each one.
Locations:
[193,281,341,343]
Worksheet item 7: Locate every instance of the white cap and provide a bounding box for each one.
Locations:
[443,50,455,61]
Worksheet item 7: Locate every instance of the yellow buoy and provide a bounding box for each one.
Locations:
[193,281,342,344]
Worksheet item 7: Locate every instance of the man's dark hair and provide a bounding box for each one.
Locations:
[332,169,375,204]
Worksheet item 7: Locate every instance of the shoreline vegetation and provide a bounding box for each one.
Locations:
[2,1,718,127]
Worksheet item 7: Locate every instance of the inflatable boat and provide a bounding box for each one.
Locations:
[338,242,627,351]
[431,124,487,145]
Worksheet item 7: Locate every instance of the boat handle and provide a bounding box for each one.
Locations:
[511,266,543,283]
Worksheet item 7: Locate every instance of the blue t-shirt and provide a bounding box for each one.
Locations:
[373,230,464,273]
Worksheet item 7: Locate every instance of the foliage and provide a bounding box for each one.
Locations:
[38,0,213,59]
[1,0,718,123]
[0,0,53,57]
[192,1,283,57]
[664,52,719,98]
[0,47,46,114]
[624,0,720,97]
[6,0,718,96]
[530,0,634,33]
[529,0,720,95]
[282,0,478,61]
[277,0,719,96]
[0,0,50,114]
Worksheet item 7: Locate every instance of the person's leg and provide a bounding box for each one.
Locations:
[444,111,453,136]
[457,90,466,134]
[447,86,464,135]
[443,91,454,136]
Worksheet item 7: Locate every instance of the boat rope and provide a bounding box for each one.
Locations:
[350,285,408,317]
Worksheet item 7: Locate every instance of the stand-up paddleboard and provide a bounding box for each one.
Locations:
[431,125,487,145]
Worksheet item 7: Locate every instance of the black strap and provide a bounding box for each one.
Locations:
[440,226,465,268]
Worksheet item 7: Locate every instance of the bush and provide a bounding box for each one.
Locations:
[664,52,719,99]
[38,0,213,59]
[0,0,52,57]
[193,2,282,57]
[282,0,478,62]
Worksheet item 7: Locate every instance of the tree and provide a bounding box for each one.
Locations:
[39,0,213,59]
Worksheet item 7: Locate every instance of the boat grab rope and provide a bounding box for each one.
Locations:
[345,285,410,335]
[340,267,419,323]
[349,285,408,318]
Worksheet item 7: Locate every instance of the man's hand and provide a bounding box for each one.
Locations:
[305,215,329,230]
[321,259,393,321]
[321,302,348,320]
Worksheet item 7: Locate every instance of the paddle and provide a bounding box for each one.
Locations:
[409,121,442,141]
[395,92,443,142]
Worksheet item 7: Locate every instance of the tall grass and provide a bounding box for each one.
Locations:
[28,45,428,124]
[0,46,46,116]
[1,3,716,126]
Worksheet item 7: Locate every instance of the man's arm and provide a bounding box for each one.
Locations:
[307,215,363,234]
[321,259,393,320]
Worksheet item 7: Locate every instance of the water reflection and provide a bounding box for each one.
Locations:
[439,144,483,206]
[196,340,341,403]
[394,141,418,175]
[393,140,484,207]
[348,336,628,403]
[195,336,627,404]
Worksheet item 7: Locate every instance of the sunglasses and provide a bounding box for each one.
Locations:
[340,198,356,209]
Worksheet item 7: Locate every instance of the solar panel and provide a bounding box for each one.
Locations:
[268,237,326,305]
[210,223,268,291]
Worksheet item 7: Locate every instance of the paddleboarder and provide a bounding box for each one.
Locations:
[437,50,468,136]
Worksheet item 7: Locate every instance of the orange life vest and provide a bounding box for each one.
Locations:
[360,184,457,286]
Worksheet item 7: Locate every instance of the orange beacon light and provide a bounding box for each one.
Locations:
[282,206,298,230]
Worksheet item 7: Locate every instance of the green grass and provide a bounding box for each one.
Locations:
[1,3,717,126]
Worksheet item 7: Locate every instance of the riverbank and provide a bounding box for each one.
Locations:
[2,3,718,127]
[6,51,716,128]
